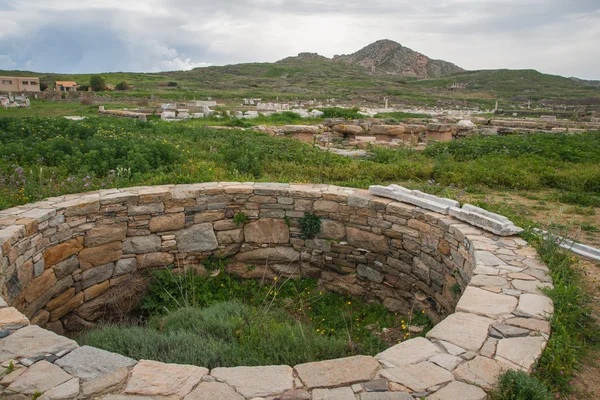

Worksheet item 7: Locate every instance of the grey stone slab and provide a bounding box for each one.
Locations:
[295,356,380,389]
[426,312,494,352]
[0,325,78,363]
[426,381,486,400]
[361,392,413,400]
[56,345,136,381]
[176,223,218,252]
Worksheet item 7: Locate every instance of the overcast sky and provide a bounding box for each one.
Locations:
[0,0,598,79]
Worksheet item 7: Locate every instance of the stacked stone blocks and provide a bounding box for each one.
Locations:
[0,182,554,399]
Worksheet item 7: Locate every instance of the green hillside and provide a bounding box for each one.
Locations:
[2,62,599,108]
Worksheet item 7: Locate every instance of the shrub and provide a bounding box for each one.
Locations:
[298,212,321,239]
[90,75,106,92]
[233,212,247,226]
[167,81,178,87]
[318,107,362,119]
[491,370,553,400]
[115,81,130,91]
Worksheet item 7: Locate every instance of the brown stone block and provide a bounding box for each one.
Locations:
[46,288,76,311]
[84,280,110,301]
[84,223,127,247]
[79,241,123,270]
[137,252,175,268]
[50,291,84,322]
[149,213,185,233]
[23,269,57,303]
[43,237,84,267]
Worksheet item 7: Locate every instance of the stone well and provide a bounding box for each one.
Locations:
[0,183,554,399]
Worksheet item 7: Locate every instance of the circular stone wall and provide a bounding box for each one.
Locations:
[0,182,554,399]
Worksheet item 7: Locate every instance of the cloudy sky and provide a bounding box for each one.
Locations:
[0,0,598,79]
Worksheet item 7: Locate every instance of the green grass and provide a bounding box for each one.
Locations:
[78,302,352,368]
[491,370,553,400]
[1,117,600,210]
[77,267,433,368]
[373,111,432,121]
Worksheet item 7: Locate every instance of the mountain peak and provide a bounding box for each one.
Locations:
[333,39,463,78]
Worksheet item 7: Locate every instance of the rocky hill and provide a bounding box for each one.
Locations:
[333,39,464,78]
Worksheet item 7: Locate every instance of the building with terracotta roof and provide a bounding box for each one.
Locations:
[55,81,79,92]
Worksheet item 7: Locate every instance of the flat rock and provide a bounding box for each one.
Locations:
[381,361,454,392]
[515,294,554,319]
[295,356,380,389]
[428,353,463,371]
[504,317,551,335]
[452,356,504,389]
[426,381,486,400]
[124,360,208,397]
[211,365,293,397]
[376,337,442,367]
[176,223,219,252]
[495,337,547,371]
[56,345,137,381]
[243,219,290,244]
[81,368,130,398]
[469,275,509,288]
[0,307,29,330]
[489,324,530,338]
[184,381,244,400]
[456,287,517,318]
[361,393,413,400]
[511,279,552,295]
[40,377,80,400]
[312,387,356,400]
[426,312,494,352]
[0,325,78,362]
[8,360,72,394]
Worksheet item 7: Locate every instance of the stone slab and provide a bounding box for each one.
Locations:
[8,360,72,394]
[515,294,554,319]
[0,307,29,330]
[211,365,294,398]
[452,356,504,389]
[184,381,244,400]
[380,361,454,392]
[56,345,137,381]
[0,325,78,362]
[295,356,380,389]
[124,360,208,397]
[376,337,442,367]
[456,287,517,318]
[312,387,356,400]
[495,337,547,371]
[426,312,494,352]
[426,381,486,400]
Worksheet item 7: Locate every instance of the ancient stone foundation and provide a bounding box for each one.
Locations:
[0,183,554,399]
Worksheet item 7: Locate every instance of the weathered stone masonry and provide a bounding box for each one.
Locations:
[0,183,554,399]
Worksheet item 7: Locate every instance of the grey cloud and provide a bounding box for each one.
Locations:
[0,0,598,79]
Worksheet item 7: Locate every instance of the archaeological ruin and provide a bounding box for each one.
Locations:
[0,182,554,399]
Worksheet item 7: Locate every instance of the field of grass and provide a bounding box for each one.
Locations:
[1,117,600,212]
[77,268,432,368]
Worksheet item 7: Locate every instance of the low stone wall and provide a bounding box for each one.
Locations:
[0,183,554,399]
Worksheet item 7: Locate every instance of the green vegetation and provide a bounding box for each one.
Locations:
[317,107,363,119]
[1,117,599,211]
[489,230,599,398]
[2,63,598,108]
[90,75,107,92]
[491,370,553,400]
[373,111,431,121]
[78,267,432,368]
[233,212,247,226]
[298,212,321,239]
[527,234,598,395]
[78,302,351,368]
